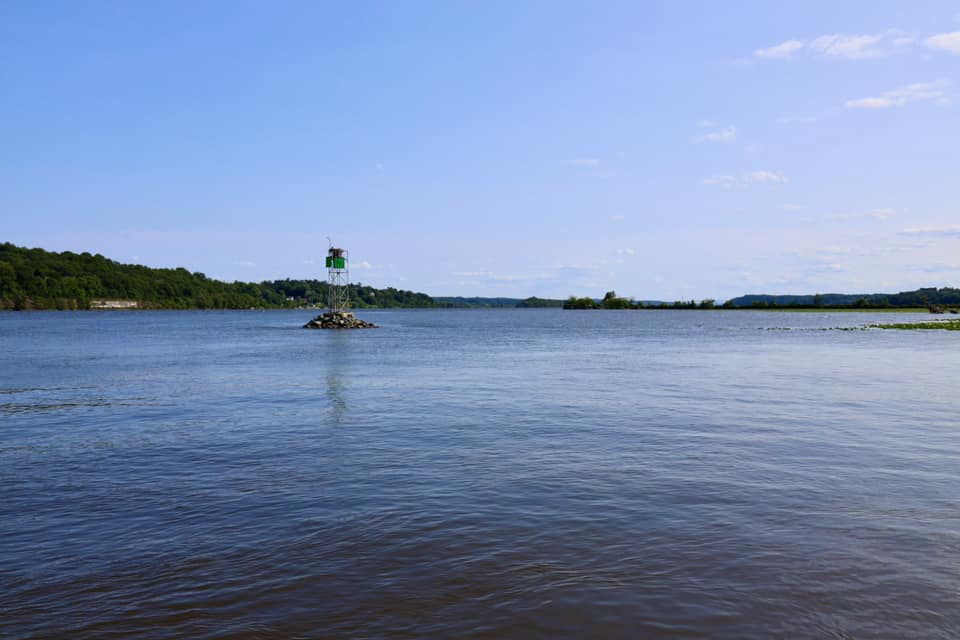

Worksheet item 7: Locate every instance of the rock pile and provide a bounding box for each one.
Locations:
[304,311,378,329]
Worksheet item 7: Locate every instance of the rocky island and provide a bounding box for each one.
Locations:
[304,310,377,329]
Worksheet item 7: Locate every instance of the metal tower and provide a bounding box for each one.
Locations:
[325,242,349,312]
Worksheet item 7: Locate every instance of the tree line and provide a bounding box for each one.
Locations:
[0,243,435,310]
[564,288,960,310]
[563,291,717,309]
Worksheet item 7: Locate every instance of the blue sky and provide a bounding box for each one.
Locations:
[2,1,959,299]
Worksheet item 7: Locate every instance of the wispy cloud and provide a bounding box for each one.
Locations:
[830,208,896,221]
[703,175,738,188]
[901,224,960,237]
[704,170,788,188]
[235,260,257,268]
[616,248,636,256]
[811,260,848,273]
[755,30,916,60]
[354,260,372,270]
[845,81,948,109]
[452,270,526,282]
[570,157,600,167]
[780,204,803,211]
[809,33,885,58]
[698,125,737,143]
[926,31,960,54]
[747,170,788,184]
[755,39,805,58]
[777,115,818,124]
[914,263,960,273]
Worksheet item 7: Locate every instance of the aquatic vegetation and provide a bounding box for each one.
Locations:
[869,320,960,331]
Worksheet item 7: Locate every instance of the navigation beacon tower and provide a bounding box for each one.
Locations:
[303,240,375,328]
[325,241,349,312]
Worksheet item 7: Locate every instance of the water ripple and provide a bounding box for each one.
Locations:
[1,309,958,639]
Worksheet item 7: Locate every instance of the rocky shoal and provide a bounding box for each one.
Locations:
[304,311,378,329]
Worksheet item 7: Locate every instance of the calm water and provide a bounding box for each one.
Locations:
[1,309,958,639]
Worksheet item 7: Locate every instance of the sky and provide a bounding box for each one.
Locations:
[2,1,959,300]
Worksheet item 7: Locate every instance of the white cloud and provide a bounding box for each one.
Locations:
[698,125,737,143]
[746,170,788,184]
[235,260,257,268]
[755,39,805,58]
[926,31,960,54]
[704,170,788,188]
[780,204,803,211]
[846,97,893,109]
[570,157,600,167]
[616,248,636,256]
[809,33,884,59]
[451,270,524,282]
[696,120,718,128]
[756,31,917,61]
[901,224,960,237]
[354,260,372,270]
[831,208,896,221]
[845,81,948,109]
[777,115,817,124]
[703,175,739,188]
[915,263,960,273]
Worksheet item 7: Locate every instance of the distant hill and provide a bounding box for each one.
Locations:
[433,296,522,307]
[725,288,960,308]
[515,296,564,308]
[6,241,956,312]
[432,296,565,308]
[0,243,435,310]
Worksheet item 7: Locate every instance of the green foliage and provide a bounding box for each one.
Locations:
[433,296,526,307]
[601,291,633,309]
[0,243,435,310]
[348,282,434,308]
[563,296,599,309]
[562,292,637,309]
[727,288,960,309]
[871,320,960,331]
[516,296,564,308]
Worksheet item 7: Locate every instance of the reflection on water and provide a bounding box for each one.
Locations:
[326,371,347,424]
[324,334,349,426]
[1,309,958,639]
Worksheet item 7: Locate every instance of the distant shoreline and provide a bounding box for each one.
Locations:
[3,243,958,313]
[0,306,941,314]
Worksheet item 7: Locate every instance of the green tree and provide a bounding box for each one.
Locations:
[563,296,599,309]
[601,290,632,309]
[0,260,18,297]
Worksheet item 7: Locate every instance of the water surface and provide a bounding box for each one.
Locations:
[2,309,958,638]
